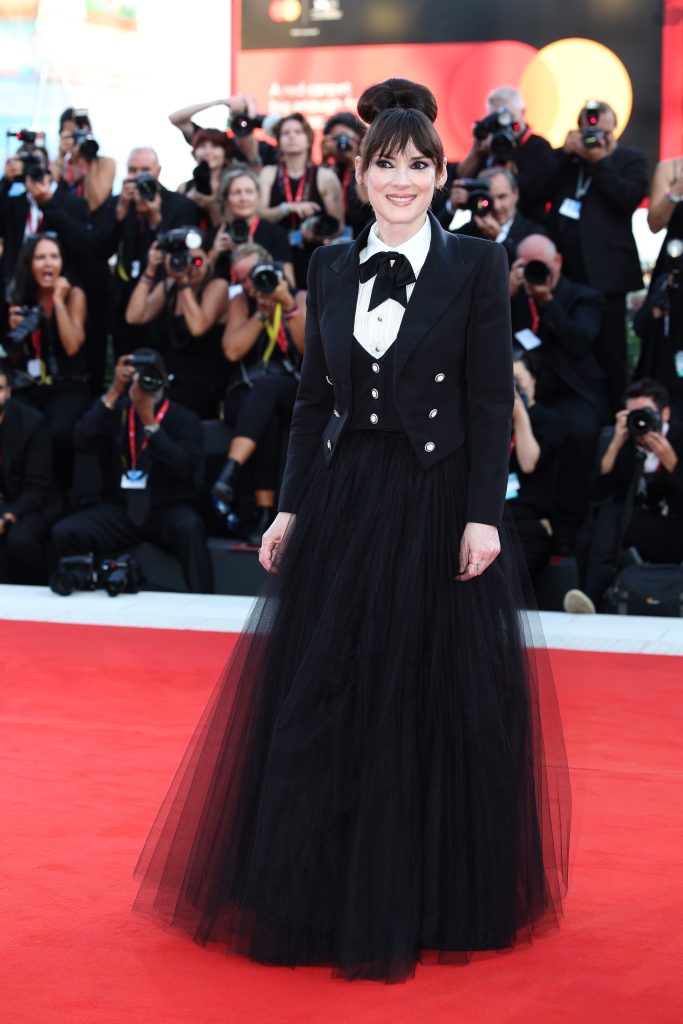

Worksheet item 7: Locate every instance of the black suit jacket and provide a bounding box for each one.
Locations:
[512,275,609,420]
[278,210,514,526]
[455,213,547,265]
[545,146,648,294]
[0,400,54,517]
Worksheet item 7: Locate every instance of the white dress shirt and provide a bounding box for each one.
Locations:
[354,216,432,357]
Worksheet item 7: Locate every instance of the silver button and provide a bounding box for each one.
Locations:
[333,409,341,418]
[371,388,379,399]
[435,373,445,383]
[429,408,438,419]
[372,362,380,373]
[425,442,436,453]
[326,439,333,450]
[326,375,333,386]
[370,413,379,424]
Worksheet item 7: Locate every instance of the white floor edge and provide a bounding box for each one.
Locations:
[1,584,683,655]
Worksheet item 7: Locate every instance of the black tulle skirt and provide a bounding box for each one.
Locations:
[133,431,571,982]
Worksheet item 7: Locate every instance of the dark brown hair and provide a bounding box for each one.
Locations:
[273,113,315,151]
[191,128,233,157]
[357,78,444,175]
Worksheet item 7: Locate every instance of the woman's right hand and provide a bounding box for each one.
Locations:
[259,512,294,573]
[145,241,163,273]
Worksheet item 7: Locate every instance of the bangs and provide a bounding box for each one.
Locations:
[360,109,443,171]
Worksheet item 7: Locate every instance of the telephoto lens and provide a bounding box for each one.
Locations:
[250,262,283,294]
[523,260,552,286]
[626,407,662,438]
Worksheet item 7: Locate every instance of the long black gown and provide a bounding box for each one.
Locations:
[133,298,571,985]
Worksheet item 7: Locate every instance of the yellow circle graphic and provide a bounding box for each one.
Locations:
[520,38,633,147]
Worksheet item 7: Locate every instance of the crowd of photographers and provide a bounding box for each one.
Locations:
[1,89,682,609]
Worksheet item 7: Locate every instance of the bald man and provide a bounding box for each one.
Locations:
[93,146,199,357]
[510,233,610,553]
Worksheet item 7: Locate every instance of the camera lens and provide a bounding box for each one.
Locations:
[523,260,551,286]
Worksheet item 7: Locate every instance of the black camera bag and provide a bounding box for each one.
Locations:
[603,563,683,617]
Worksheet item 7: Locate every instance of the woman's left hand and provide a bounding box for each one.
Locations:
[54,276,71,303]
[457,522,500,582]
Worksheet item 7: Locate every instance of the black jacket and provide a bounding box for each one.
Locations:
[545,146,648,294]
[74,396,204,511]
[455,213,547,265]
[511,275,609,420]
[593,419,683,517]
[0,400,54,517]
[278,210,514,527]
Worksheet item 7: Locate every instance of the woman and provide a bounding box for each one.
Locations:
[259,113,344,288]
[212,242,305,545]
[125,232,229,419]
[135,79,571,982]
[208,168,294,286]
[179,129,233,228]
[7,233,89,486]
[52,107,116,213]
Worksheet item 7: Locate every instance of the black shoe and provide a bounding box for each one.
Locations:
[212,458,240,504]
[245,506,275,547]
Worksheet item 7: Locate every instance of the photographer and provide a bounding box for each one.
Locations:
[52,350,212,593]
[545,101,648,411]
[259,113,345,289]
[125,232,229,418]
[633,239,683,420]
[452,86,554,223]
[510,233,610,552]
[6,233,89,488]
[0,359,59,584]
[566,379,683,613]
[451,168,546,263]
[208,168,294,284]
[213,242,305,545]
[321,111,372,238]
[178,128,233,229]
[168,95,278,169]
[93,147,198,357]
[508,354,564,577]
[51,107,116,213]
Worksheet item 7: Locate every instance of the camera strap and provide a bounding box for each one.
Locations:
[127,399,169,469]
[261,304,288,364]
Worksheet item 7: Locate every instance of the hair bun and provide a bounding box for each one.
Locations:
[357,79,438,125]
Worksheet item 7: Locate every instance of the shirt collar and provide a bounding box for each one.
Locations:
[360,215,432,278]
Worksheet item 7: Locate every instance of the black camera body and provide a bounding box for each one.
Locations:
[335,133,353,153]
[300,213,340,242]
[229,113,266,138]
[72,129,99,161]
[7,129,38,144]
[250,262,284,295]
[192,160,212,196]
[459,178,492,216]
[156,227,203,272]
[473,109,520,161]
[227,218,251,244]
[135,172,159,202]
[627,407,663,438]
[50,552,142,597]
[124,355,166,394]
[581,126,605,149]
[523,260,552,286]
[4,305,44,357]
[16,147,47,183]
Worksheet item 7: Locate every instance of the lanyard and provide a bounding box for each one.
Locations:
[128,399,169,469]
[575,165,592,200]
[260,304,289,364]
[280,161,312,227]
[527,296,540,334]
[341,167,352,212]
[248,216,260,237]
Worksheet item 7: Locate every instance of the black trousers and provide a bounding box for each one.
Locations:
[0,510,52,585]
[51,502,214,594]
[13,381,90,489]
[225,375,298,492]
[577,501,683,605]
[550,394,602,542]
[596,293,628,414]
[509,507,553,577]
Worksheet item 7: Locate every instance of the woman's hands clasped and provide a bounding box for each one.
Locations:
[457,522,501,582]
[259,512,294,573]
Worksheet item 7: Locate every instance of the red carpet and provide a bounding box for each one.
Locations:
[2,619,681,1024]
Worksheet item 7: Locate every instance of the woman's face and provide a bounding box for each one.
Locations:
[227,176,259,220]
[356,143,444,230]
[278,120,309,156]
[194,141,226,171]
[31,239,62,289]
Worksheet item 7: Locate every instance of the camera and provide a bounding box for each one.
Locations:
[250,262,284,295]
[192,159,212,196]
[124,355,166,394]
[4,305,44,357]
[473,108,521,162]
[300,213,340,242]
[6,129,38,144]
[228,112,279,138]
[580,101,605,149]
[459,178,492,216]
[50,552,142,597]
[227,218,251,244]
[135,172,159,202]
[71,129,99,161]
[626,407,663,438]
[156,226,204,272]
[16,148,47,183]
[523,260,552,286]
[334,133,353,153]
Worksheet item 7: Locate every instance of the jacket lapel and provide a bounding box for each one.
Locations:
[321,221,374,393]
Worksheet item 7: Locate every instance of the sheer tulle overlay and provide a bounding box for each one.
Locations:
[133,432,571,982]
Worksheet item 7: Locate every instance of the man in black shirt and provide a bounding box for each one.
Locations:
[51,350,213,593]
[545,101,648,411]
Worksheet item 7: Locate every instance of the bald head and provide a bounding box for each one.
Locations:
[516,234,562,290]
[127,147,161,179]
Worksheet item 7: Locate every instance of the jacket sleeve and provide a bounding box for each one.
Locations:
[145,409,203,482]
[278,248,333,513]
[540,290,603,357]
[74,397,119,452]
[465,242,514,526]
[587,148,649,216]
[4,415,53,518]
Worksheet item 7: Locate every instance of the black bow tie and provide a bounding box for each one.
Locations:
[358,250,416,310]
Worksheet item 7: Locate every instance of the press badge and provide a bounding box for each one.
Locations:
[506,473,521,501]
[26,358,42,379]
[121,469,149,490]
[514,328,542,351]
[675,351,683,378]
[288,229,303,247]
[558,197,582,220]
[130,260,141,279]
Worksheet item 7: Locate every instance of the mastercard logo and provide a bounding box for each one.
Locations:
[268,0,302,22]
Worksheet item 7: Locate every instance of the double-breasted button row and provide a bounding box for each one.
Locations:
[370,413,379,424]
[371,388,379,399]
[425,442,436,453]
[434,373,445,383]
[371,362,380,374]
[429,409,438,419]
